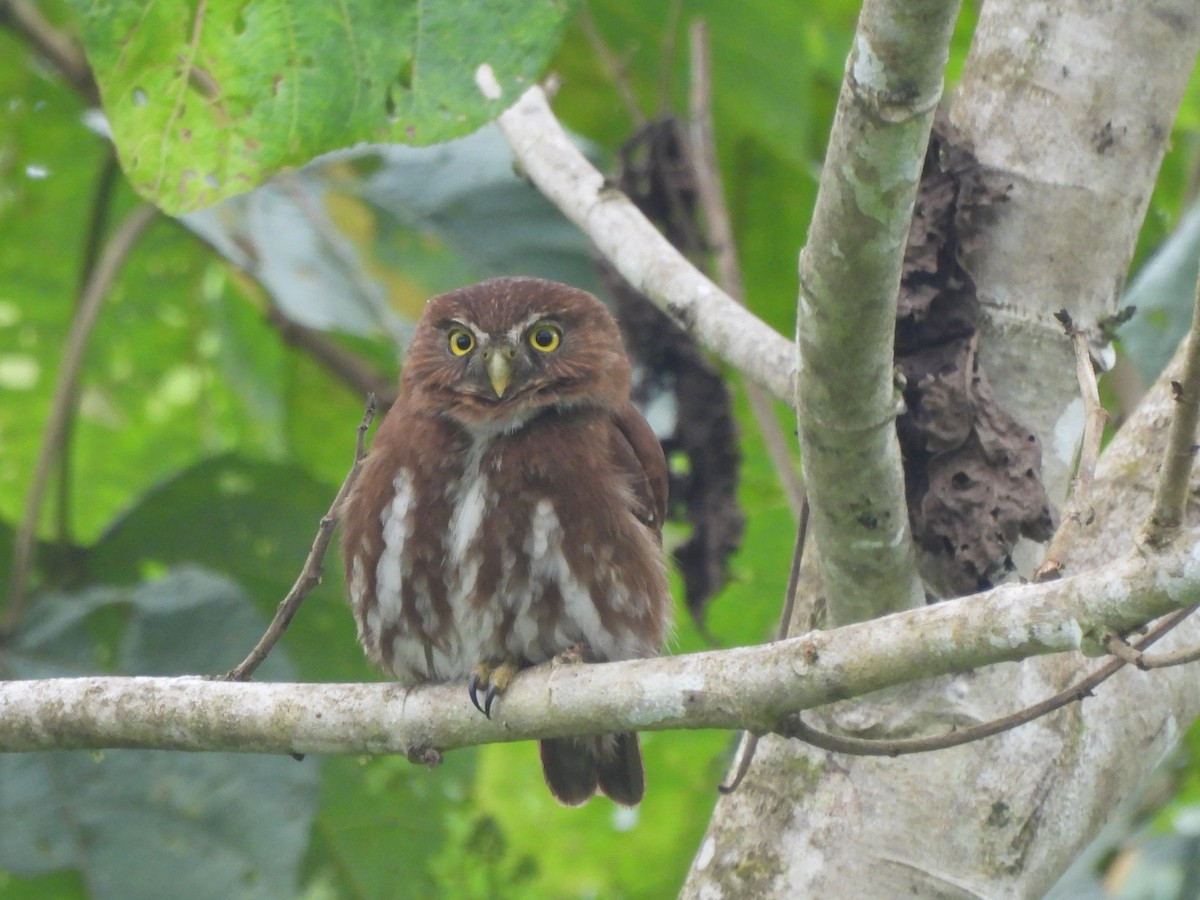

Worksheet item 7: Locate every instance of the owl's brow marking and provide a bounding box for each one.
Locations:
[506,311,560,344]
[441,317,480,335]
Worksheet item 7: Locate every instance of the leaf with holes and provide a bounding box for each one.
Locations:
[67,0,576,214]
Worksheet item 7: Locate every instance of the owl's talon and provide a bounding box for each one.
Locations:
[468,659,519,719]
[483,684,499,718]
[468,671,487,716]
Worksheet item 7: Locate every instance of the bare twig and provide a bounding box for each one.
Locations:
[55,148,123,554]
[1036,311,1110,580]
[1104,617,1200,670]
[1143,267,1200,547]
[687,20,805,520]
[224,396,377,681]
[4,204,159,635]
[494,85,797,402]
[719,498,810,793]
[656,0,685,114]
[782,605,1196,757]
[578,4,645,126]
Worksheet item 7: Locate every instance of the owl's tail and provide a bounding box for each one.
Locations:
[539,733,644,807]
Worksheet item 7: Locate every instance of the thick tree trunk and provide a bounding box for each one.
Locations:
[681,1,1200,896]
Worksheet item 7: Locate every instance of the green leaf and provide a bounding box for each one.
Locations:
[0,569,318,900]
[181,123,604,340]
[308,753,479,899]
[89,454,373,682]
[68,0,578,214]
[1120,201,1200,384]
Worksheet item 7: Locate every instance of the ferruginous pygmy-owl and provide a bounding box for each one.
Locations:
[340,276,672,806]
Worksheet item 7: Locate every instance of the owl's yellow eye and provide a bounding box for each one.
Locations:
[448,328,475,356]
[529,324,562,352]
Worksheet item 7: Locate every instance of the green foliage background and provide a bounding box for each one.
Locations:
[0,1,1197,897]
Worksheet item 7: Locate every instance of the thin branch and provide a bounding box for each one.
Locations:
[494,85,797,403]
[794,0,962,625]
[719,499,809,793]
[5,535,1200,755]
[224,396,377,681]
[1036,311,1110,581]
[0,0,99,104]
[1104,617,1200,670]
[655,0,685,115]
[578,5,645,126]
[1143,265,1200,547]
[264,305,397,407]
[783,606,1195,757]
[4,204,159,635]
[687,20,805,520]
[55,148,123,555]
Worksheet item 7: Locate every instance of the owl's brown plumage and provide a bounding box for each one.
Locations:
[340,276,672,806]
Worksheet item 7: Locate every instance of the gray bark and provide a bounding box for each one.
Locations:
[794,0,961,624]
[682,1,1200,896]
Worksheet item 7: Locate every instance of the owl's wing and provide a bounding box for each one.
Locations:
[610,404,669,537]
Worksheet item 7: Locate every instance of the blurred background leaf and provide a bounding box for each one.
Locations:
[0,569,317,900]
[66,0,578,214]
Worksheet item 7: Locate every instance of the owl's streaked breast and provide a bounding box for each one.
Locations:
[347,409,669,684]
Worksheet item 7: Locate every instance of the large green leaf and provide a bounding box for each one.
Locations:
[88,454,368,682]
[0,569,318,900]
[67,0,577,214]
[180,123,603,341]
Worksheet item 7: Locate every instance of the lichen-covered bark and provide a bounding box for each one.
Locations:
[952,0,1198,503]
[684,0,1200,895]
[795,0,962,625]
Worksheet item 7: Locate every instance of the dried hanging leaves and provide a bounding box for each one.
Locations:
[896,115,1055,597]
[600,118,745,626]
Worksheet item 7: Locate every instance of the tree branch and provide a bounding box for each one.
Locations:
[687,20,806,520]
[784,604,1195,756]
[1144,264,1200,547]
[4,204,159,634]
[3,534,1199,754]
[493,85,797,403]
[263,305,397,406]
[1036,311,1110,580]
[223,396,376,682]
[0,0,99,104]
[794,0,961,624]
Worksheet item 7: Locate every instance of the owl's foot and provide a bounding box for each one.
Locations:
[468,659,519,718]
[553,642,595,666]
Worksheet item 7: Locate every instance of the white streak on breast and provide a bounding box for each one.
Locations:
[350,554,380,647]
[449,473,488,562]
[349,554,367,610]
[522,499,621,661]
[376,469,415,613]
[445,440,493,671]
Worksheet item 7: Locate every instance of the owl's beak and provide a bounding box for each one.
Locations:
[484,344,516,398]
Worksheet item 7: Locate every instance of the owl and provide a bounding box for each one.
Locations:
[340,276,673,806]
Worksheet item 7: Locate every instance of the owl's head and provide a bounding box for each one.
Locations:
[400,277,633,427]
